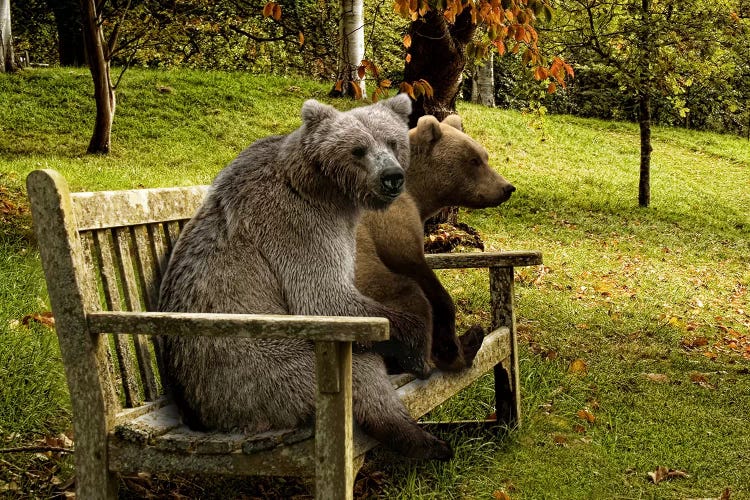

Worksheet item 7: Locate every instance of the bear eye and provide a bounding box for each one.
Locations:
[387,140,398,152]
[352,146,367,158]
[470,157,482,167]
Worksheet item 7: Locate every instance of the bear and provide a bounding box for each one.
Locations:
[158,94,452,461]
[355,114,516,374]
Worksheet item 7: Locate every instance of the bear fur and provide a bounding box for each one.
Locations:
[158,95,452,461]
[356,114,516,373]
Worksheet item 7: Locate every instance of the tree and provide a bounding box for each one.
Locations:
[551,0,735,206]
[78,0,160,153]
[471,51,495,107]
[1,0,17,72]
[47,0,85,66]
[394,0,571,126]
[80,0,117,154]
[332,0,366,98]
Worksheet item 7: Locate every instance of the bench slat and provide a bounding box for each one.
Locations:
[93,229,141,408]
[87,311,390,342]
[130,225,169,389]
[109,326,511,473]
[112,227,159,402]
[71,186,208,231]
[146,223,170,283]
[426,250,542,269]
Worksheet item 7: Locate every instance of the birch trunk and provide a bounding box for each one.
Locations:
[0,0,17,73]
[337,0,365,98]
[471,52,495,107]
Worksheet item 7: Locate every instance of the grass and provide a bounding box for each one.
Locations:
[1,67,749,498]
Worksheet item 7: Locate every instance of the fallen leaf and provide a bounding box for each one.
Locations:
[21,311,56,328]
[493,491,511,500]
[644,373,670,383]
[576,409,595,424]
[690,372,716,389]
[552,434,568,446]
[681,336,708,348]
[569,359,588,374]
[648,466,689,484]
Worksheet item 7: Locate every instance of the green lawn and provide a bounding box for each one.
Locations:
[1,68,748,499]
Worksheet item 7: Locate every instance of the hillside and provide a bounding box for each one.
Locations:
[1,68,748,498]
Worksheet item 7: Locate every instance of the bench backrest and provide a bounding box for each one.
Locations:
[28,170,209,415]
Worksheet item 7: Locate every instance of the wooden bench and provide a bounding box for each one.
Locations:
[27,169,542,499]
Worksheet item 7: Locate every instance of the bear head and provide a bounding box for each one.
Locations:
[407,114,516,217]
[299,94,412,211]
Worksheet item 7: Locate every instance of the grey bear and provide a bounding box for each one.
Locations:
[158,94,452,460]
[356,114,516,373]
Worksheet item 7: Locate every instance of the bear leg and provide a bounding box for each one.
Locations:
[353,353,453,460]
[459,324,486,367]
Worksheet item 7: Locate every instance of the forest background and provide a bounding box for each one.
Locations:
[8,0,750,139]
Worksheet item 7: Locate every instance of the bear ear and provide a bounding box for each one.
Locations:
[380,93,412,124]
[415,115,442,143]
[301,99,338,128]
[441,114,463,131]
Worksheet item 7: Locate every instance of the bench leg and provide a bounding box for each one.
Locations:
[490,267,521,427]
[314,341,354,500]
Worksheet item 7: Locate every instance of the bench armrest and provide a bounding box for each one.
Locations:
[86,311,389,343]
[425,250,542,269]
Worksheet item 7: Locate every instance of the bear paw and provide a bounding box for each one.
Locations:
[460,324,486,368]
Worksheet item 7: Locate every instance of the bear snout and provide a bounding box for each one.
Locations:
[380,166,405,197]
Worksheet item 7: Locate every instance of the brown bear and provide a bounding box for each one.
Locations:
[356,114,516,374]
[159,95,453,460]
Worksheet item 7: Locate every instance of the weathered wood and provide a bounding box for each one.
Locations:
[396,326,511,418]
[93,229,140,408]
[130,225,168,388]
[112,227,159,401]
[315,341,354,500]
[162,221,181,255]
[490,267,520,426]
[426,250,542,269]
[26,169,119,499]
[146,223,170,281]
[130,225,160,311]
[115,398,169,426]
[87,311,390,343]
[108,437,317,477]
[80,231,123,413]
[71,185,208,231]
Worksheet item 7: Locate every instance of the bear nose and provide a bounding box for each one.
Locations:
[380,167,405,197]
[508,184,516,193]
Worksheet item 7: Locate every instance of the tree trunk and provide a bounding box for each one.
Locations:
[80,0,115,154]
[638,92,652,207]
[0,0,17,73]
[331,0,365,98]
[471,52,495,107]
[47,0,86,66]
[404,8,477,127]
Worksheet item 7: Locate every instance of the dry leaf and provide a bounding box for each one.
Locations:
[644,373,670,383]
[576,409,595,423]
[568,358,587,374]
[681,336,708,348]
[552,434,568,446]
[21,311,55,328]
[690,372,716,389]
[493,491,511,500]
[648,466,689,484]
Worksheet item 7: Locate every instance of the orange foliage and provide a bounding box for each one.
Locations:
[392,0,573,90]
